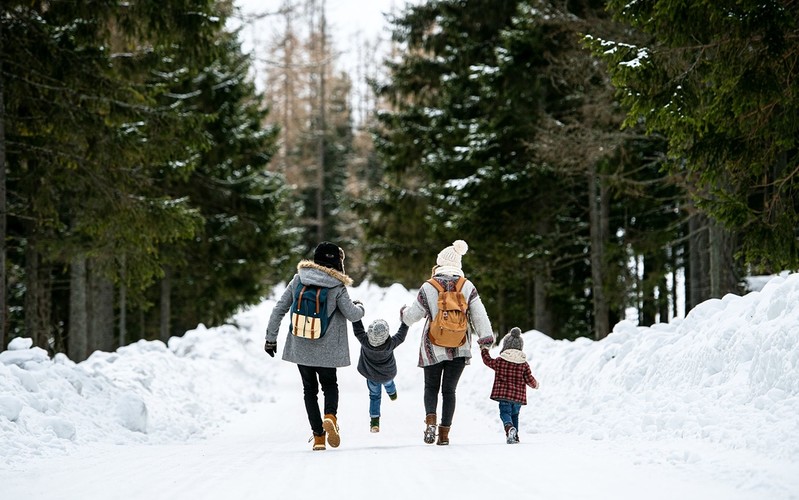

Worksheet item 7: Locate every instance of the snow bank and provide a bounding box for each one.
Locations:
[0,320,273,466]
[460,273,799,460]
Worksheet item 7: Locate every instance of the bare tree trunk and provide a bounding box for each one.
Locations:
[495,282,505,341]
[89,260,114,353]
[533,216,554,336]
[640,254,656,326]
[709,219,738,298]
[589,163,610,339]
[69,256,88,361]
[119,256,126,347]
[160,267,171,343]
[688,212,709,311]
[281,0,295,174]
[24,232,50,350]
[315,0,327,242]
[658,274,669,322]
[671,245,679,318]
[533,273,552,336]
[0,15,6,351]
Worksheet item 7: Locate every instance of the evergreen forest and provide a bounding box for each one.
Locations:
[1,0,797,358]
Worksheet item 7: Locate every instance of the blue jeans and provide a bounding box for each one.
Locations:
[367,379,397,418]
[498,400,522,430]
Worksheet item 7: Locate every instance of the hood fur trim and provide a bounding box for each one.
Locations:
[298,260,353,286]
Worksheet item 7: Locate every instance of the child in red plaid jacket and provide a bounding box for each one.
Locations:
[478,327,538,444]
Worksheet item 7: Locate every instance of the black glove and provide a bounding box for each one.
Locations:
[264,340,278,358]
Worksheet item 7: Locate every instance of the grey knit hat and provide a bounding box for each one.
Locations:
[501,327,524,352]
[367,319,390,347]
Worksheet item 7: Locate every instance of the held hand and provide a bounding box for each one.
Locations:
[477,336,493,348]
[264,340,278,358]
[399,305,407,321]
[353,300,364,312]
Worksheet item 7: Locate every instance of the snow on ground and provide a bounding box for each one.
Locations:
[1,275,798,499]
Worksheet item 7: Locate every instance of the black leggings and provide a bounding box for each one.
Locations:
[423,357,466,427]
[297,364,338,436]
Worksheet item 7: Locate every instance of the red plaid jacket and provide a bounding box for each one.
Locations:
[480,349,538,405]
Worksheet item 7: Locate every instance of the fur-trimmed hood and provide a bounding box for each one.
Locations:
[298,259,353,287]
[499,349,527,364]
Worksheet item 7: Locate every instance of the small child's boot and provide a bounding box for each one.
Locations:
[504,423,518,444]
[388,391,398,401]
[370,417,380,433]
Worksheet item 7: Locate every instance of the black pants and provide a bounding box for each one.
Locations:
[297,364,338,436]
[423,357,466,427]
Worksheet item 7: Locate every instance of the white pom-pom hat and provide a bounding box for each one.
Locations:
[436,239,469,274]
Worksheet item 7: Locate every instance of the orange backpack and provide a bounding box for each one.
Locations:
[426,277,469,348]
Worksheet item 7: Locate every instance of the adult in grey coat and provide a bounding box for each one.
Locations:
[265,242,364,451]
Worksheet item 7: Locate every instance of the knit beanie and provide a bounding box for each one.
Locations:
[313,241,344,272]
[436,240,468,272]
[367,319,390,347]
[501,327,524,352]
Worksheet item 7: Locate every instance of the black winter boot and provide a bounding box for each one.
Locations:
[504,423,518,444]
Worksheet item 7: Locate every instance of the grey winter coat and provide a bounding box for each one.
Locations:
[401,274,494,368]
[265,260,364,368]
[353,320,408,383]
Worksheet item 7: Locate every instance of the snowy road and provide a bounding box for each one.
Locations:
[1,360,783,500]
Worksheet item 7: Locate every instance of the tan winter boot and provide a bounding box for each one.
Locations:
[311,433,326,451]
[423,413,437,444]
[323,413,340,448]
[437,425,450,446]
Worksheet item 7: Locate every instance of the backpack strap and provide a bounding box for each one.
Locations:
[293,284,307,333]
[427,277,466,293]
[426,278,444,293]
[295,284,307,312]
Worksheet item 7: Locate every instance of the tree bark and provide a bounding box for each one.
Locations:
[69,256,88,361]
[160,267,171,343]
[0,13,7,350]
[589,163,610,339]
[688,212,710,311]
[89,260,114,353]
[119,256,126,348]
[24,232,51,350]
[315,0,327,242]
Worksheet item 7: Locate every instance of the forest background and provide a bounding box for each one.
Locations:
[1,0,797,360]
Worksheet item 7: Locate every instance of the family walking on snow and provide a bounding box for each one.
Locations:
[264,239,538,451]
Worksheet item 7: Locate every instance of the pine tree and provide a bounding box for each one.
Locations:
[590,0,799,272]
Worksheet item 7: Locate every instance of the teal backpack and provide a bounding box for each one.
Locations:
[289,281,332,339]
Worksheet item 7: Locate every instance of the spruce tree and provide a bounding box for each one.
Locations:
[590,0,799,271]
